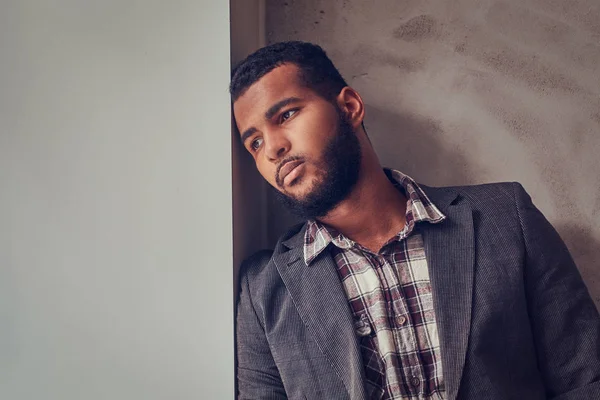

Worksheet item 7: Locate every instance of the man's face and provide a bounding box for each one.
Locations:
[233,64,361,219]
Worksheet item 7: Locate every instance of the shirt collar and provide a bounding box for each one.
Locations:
[303,168,446,265]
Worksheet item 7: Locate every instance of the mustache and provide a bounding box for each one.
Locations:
[275,155,305,187]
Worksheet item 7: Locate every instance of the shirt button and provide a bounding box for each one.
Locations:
[396,315,407,325]
[410,377,421,387]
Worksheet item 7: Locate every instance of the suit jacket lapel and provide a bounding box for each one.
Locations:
[273,227,367,400]
[421,186,475,400]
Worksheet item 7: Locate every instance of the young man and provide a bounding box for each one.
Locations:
[230,41,600,400]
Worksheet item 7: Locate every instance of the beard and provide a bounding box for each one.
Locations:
[270,111,362,220]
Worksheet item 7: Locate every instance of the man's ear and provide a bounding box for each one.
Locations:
[336,86,365,129]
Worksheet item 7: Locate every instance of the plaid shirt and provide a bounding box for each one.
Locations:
[304,169,447,400]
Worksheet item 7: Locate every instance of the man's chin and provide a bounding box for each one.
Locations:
[279,176,315,198]
[279,192,310,206]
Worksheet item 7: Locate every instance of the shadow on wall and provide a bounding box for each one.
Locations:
[364,104,479,187]
[555,223,600,305]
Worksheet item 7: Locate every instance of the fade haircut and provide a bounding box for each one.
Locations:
[230,41,348,103]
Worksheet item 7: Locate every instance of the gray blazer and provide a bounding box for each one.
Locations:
[236,182,600,400]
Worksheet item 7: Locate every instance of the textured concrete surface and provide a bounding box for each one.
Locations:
[265,0,600,306]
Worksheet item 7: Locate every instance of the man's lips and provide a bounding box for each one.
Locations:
[277,159,304,187]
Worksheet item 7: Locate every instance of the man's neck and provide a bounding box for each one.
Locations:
[318,166,407,253]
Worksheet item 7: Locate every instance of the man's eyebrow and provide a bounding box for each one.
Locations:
[240,127,257,144]
[265,97,302,120]
[240,97,302,144]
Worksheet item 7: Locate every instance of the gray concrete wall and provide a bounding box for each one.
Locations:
[0,1,233,398]
[265,0,600,307]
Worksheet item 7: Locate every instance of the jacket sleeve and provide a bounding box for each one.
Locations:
[236,254,287,400]
[514,182,600,400]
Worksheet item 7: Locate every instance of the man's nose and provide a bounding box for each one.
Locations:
[264,133,291,162]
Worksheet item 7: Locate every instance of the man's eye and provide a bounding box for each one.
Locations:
[250,137,263,151]
[281,109,297,122]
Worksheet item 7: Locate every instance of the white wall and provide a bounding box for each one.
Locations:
[0,1,233,399]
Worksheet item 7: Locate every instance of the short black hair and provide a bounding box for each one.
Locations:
[230,41,348,103]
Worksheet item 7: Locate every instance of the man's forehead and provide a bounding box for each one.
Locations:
[258,63,304,89]
[236,65,305,104]
[233,64,308,121]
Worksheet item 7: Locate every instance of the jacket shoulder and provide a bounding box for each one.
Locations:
[239,249,275,282]
[426,181,524,211]
[238,222,306,278]
[448,181,518,200]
